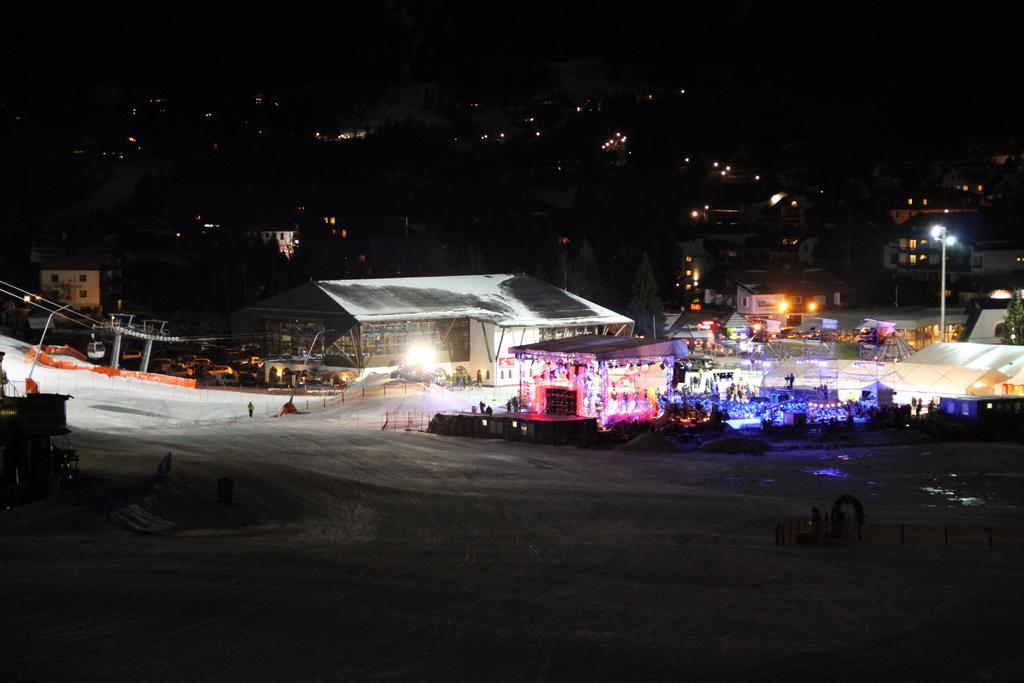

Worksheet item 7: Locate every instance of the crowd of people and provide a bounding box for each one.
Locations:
[659,391,871,427]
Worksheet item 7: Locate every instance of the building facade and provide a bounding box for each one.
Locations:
[231,274,634,387]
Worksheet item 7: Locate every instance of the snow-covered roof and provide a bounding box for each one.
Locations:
[315,274,633,327]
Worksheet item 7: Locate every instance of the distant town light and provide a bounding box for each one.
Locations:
[778,300,789,313]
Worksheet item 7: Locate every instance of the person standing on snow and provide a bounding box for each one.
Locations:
[248,401,254,417]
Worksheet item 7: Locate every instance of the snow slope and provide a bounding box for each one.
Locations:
[3,333,1022,679]
[1,334,511,431]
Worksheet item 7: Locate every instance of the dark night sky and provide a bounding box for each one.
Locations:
[3,2,1013,138]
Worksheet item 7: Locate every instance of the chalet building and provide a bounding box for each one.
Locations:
[30,234,119,316]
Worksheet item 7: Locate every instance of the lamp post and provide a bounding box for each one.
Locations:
[930,225,955,343]
[304,329,326,364]
[27,303,72,385]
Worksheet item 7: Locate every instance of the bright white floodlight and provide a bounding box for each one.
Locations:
[406,345,435,368]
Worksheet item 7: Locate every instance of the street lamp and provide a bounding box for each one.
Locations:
[27,303,72,389]
[930,225,956,342]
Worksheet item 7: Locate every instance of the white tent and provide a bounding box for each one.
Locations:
[760,343,1024,402]
[892,343,1024,398]
[861,380,894,407]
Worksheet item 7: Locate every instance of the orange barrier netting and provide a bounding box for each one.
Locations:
[25,347,197,389]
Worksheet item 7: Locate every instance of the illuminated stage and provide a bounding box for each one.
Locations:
[509,335,688,427]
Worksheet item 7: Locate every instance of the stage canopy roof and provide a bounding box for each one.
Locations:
[510,334,689,361]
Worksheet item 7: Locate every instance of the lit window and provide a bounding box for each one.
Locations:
[909,239,917,249]
[685,284,692,290]
[685,270,692,276]
[685,255,693,262]
[920,254,927,261]
[899,238,908,248]
[977,185,984,192]
[922,198,928,206]
[907,198,913,205]
[909,254,917,265]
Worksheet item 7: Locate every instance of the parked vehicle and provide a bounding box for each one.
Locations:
[209,371,239,387]
[206,364,234,375]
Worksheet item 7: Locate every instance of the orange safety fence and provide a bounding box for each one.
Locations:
[25,347,197,389]
[40,344,89,362]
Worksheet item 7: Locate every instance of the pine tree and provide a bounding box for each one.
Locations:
[569,239,602,302]
[629,253,663,337]
[1003,291,1024,345]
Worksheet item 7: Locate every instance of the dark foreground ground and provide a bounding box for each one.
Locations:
[2,422,1023,681]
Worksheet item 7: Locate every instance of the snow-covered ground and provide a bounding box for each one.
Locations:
[2,333,1023,679]
[1,334,512,431]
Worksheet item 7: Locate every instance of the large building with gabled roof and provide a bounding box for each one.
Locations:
[231,274,634,387]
